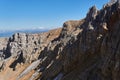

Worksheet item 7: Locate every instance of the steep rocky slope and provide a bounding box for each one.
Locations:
[0,28,62,80]
[0,0,120,80]
[0,38,8,60]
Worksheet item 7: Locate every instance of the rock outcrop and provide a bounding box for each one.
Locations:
[35,1,120,80]
[0,0,120,80]
[0,28,62,80]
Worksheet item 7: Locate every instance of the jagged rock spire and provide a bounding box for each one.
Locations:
[86,5,98,21]
[109,0,120,4]
[110,0,117,3]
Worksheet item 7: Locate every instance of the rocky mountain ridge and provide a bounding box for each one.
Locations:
[0,0,120,80]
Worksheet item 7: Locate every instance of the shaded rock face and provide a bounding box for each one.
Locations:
[0,1,120,80]
[35,1,120,80]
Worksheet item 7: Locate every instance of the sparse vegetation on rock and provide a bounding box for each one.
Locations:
[0,1,120,80]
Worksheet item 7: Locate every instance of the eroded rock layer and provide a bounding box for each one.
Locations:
[0,1,120,80]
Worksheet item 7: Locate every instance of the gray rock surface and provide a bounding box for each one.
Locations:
[0,1,120,80]
[35,1,120,80]
[17,60,41,79]
[0,38,8,60]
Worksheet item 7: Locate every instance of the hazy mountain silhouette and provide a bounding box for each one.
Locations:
[0,29,49,37]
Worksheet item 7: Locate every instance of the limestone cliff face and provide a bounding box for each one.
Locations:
[0,1,120,80]
[35,1,120,80]
[0,38,8,60]
[0,28,62,80]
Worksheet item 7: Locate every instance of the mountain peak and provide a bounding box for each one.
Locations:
[0,1,120,80]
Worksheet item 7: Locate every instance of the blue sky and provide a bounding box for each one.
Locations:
[0,0,109,31]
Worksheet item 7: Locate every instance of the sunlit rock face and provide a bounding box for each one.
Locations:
[36,1,120,80]
[0,1,120,80]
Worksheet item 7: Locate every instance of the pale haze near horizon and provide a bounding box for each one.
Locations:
[0,0,109,31]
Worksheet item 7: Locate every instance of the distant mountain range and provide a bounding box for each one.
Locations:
[0,29,49,37]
